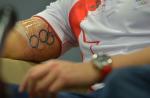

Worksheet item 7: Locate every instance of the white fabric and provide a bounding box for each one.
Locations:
[36,0,150,90]
[36,0,78,54]
[36,0,150,61]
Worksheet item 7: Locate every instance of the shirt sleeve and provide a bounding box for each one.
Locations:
[35,0,77,54]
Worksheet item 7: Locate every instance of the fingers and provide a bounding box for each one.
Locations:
[19,60,61,94]
[19,72,30,92]
[36,69,66,93]
[28,80,37,98]
[19,63,51,92]
[48,77,65,93]
[19,60,75,96]
[35,68,59,92]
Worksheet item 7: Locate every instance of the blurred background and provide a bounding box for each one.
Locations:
[0,0,81,62]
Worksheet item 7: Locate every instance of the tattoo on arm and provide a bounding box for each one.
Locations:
[28,29,55,48]
[17,18,56,49]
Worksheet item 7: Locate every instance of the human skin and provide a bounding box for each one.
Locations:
[2,17,150,97]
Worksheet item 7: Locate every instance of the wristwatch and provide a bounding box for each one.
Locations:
[92,53,113,80]
[92,54,112,70]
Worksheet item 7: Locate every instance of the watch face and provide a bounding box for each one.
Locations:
[93,54,112,69]
[101,55,112,65]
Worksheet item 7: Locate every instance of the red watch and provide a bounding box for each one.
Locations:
[92,54,113,81]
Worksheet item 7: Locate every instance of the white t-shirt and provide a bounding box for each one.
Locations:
[36,0,150,62]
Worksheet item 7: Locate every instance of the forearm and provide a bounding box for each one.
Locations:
[2,17,61,62]
[87,47,150,83]
[111,47,150,68]
[18,47,150,92]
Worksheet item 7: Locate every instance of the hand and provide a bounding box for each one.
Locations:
[19,60,100,95]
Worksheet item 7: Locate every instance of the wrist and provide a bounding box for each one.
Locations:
[79,61,100,84]
[91,54,113,81]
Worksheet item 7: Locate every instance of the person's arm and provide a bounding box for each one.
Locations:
[19,47,150,94]
[112,47,150,68]
[2,17,61,62]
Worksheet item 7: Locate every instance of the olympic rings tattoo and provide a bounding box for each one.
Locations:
[29,29,55,48]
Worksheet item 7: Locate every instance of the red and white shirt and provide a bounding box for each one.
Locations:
[37,0,150,62]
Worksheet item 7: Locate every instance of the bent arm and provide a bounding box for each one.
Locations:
[2,17,61,62]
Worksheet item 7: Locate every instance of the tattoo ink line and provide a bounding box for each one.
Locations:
[29,29,55,48]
